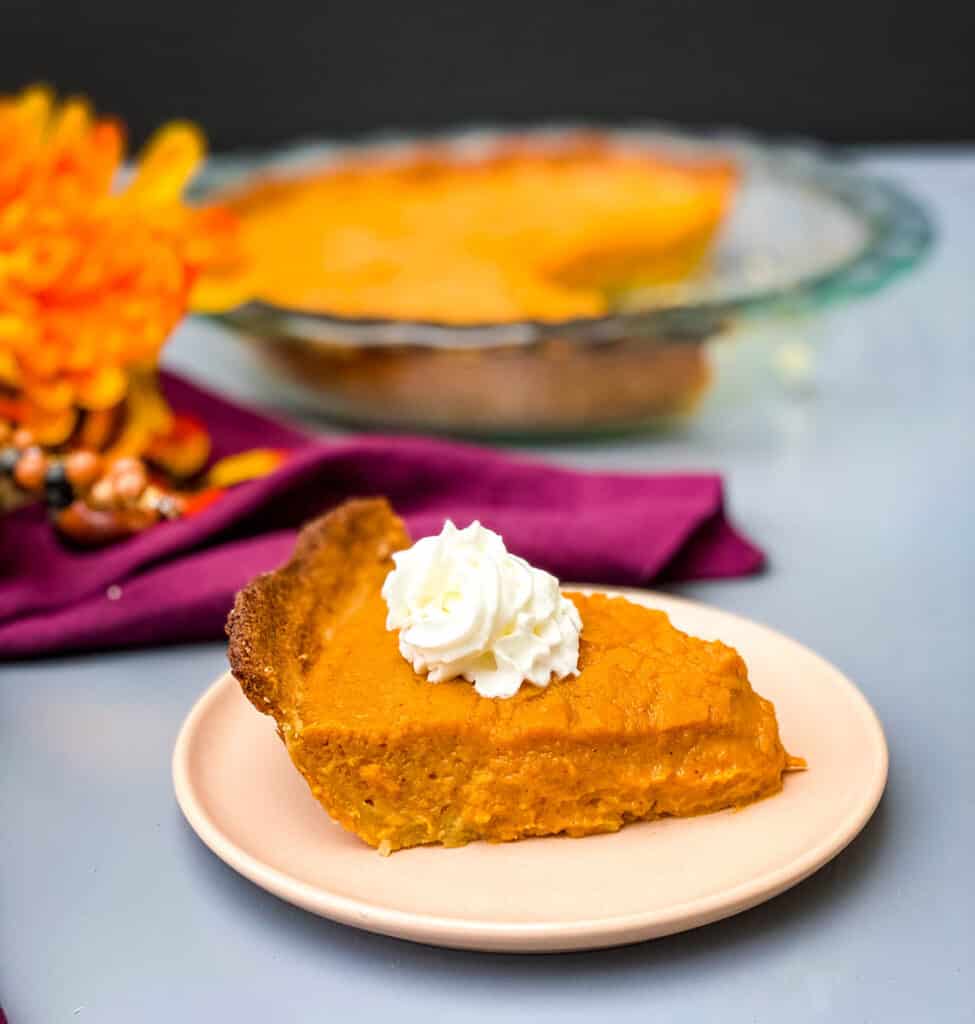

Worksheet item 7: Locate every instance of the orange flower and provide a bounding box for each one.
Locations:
[0,86,239,444]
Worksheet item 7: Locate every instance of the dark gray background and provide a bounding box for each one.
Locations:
[4,1,974,151]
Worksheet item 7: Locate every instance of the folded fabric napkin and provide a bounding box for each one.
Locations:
[0,372,763,659]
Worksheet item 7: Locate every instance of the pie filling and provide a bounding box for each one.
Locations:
[203,138,737,324]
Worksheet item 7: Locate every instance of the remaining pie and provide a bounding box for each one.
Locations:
[203,135,736,324]
[227,498,801,853]
[195,134,738,434]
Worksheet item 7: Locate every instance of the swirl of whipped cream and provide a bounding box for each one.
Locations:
[381,520,582,699]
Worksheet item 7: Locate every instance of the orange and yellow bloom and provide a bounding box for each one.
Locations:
[0,85,238,445]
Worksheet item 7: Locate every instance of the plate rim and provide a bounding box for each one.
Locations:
[173,586,888,952]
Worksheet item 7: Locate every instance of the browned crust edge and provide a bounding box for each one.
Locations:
[225,497,410,723]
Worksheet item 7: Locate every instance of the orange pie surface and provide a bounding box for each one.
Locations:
[203,138,737,324]
[228,499,800,853]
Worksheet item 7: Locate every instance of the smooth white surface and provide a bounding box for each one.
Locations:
[4,151,974,1021]
[172,589,887,952]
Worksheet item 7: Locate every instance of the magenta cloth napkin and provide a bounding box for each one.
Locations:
[0,372,763,659]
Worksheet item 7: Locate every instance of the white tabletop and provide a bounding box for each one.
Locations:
[4,149,973,1022]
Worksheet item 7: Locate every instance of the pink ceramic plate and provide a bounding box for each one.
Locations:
[173,587,887,953]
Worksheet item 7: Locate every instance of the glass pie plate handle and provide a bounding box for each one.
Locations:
[198,128,932,439]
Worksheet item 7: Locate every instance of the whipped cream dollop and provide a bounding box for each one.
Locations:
[381,521,582,699]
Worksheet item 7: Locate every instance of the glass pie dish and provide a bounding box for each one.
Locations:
[197,127,932,438]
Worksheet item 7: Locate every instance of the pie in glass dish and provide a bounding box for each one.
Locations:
[206,137,736,325]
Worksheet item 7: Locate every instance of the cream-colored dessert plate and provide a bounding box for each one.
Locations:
[173,587,887,953]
